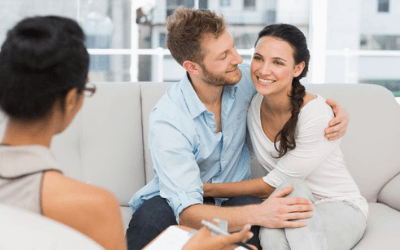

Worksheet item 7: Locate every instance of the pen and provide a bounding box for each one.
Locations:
[201,219,253,250]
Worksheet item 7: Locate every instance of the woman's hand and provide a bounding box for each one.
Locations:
[325,99,349,141]
[182,224,256,250]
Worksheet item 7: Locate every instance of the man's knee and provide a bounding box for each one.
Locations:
[129,196,176,229]
[126,196,177,250]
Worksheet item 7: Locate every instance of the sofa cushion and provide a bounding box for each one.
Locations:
[378,174,400,211]
[352,203,400,249]
[120,205,133,231]
[140,82,173,184]
[0,203,104,250]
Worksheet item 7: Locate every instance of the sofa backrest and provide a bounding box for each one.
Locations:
[140,82,173,183]
[305,84,400,202]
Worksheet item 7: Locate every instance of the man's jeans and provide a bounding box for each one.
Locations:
[126,195,263,250]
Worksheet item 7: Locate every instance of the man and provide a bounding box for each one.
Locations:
[127,7,348,250]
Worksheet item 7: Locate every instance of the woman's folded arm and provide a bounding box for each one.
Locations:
[203,178,275,199]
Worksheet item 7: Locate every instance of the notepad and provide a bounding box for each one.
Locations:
[144,225,249,250]
[144,226,191,250]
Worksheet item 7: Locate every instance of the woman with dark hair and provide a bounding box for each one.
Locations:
[203,24,368,250]
[247,23,368,249]
[0,16,127,250]
[0,15,257,250]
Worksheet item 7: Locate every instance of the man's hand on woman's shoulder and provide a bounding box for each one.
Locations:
[325,99,349,141]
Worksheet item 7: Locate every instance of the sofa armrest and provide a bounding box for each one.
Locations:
[0,204,104,250]
[378,174,400,211]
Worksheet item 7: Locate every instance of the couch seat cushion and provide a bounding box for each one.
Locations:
[352,203,400,249]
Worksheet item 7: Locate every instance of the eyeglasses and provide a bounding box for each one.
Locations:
[84,83,96,97]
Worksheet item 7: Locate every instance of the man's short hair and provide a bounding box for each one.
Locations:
[166,7,227,66]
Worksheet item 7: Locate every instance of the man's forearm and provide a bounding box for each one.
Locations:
[179,203,257,232]
[204,178,274,199]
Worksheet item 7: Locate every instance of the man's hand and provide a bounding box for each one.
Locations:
[252,184,313,228]
[325,99,349,141]
[183,224,256,250]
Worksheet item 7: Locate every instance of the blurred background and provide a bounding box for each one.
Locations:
[1,0,399,98]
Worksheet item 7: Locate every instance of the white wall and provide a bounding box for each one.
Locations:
[153,0,277,25]
[358,0,400,81]
[323,0,361,83]
[152,0,167,24]
[360,0,400,35]
[216,0,277,24]
[359,57,400,80]
[276,0,309,25]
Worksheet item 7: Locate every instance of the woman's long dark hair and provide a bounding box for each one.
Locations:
[254,24,310,158]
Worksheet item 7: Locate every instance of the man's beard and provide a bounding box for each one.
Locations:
[199,63,242,87]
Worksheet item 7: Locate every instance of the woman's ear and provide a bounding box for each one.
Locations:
[63,87,80,115]
[294,61,306,78]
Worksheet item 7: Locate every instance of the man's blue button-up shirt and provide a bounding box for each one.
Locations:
[129,64,257,223]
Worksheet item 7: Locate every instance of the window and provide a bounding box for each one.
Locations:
[266,10,276,23]
[378,0,389,13]
[362,80,400,97]
[0,0,313,84]
[159,33,167,49]
[199,0,208,9]
[83,15,113,73]
[360,35,400,50]
[243,0,255,10]
[220,0,230,7]
[233,33,258,49]
[166,0,194,17]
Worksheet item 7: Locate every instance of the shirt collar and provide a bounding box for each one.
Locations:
[180,73,208,119]
[225,84,238,98]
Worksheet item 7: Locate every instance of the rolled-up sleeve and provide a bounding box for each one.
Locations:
[150,115,203,223]
[263,115,342,187]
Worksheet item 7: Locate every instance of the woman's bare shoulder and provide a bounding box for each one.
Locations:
[41,171,126,250]
[41,171,117,207]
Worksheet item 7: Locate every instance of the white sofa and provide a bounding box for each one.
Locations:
[0,203,104,249]
[0,82,399,249]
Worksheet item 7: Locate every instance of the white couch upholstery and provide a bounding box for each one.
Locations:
[1,82,399,249]
[0,203,103,249]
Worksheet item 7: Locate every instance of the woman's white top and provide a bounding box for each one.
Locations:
[247,93,368,218]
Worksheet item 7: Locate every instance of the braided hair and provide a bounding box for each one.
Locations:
[254,24,310,158]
